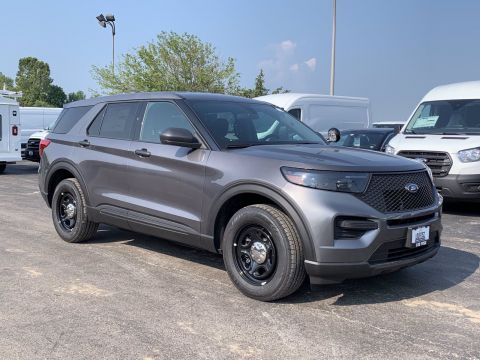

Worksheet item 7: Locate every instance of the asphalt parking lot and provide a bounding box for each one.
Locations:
[0,162,479,360]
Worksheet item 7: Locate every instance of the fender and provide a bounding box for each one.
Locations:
[205,181,318,262]
[45,159,91,207]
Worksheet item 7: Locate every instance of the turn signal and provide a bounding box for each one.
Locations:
[39,139,51,157]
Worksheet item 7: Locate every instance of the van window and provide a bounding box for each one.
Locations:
[288,108,301,121]
[406,100,480,135]
[139,102,194,143]
[95,102,140,140]
[51,106,92,134]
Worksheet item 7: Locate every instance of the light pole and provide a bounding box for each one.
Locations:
[96,13,116,76]
[329,0,336,96]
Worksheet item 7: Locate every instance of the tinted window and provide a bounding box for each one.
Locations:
[97,102,140,140]
[139,102,194,143]
[336,131,387,150]
[288,108,301,121]
[87,106,106,136]
[52,106,92,134]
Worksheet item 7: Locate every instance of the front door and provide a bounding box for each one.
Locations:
[128,101,208,246]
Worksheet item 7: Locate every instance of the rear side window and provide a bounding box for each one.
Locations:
[52,106,92,134]
[88,102,140,140]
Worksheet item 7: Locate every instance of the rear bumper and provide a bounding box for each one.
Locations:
[434,174,480,200]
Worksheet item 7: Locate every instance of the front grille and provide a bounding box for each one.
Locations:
[369,233,440,264]
[397,151,452,177]
[27,138,41,149]
[356,171,435,213]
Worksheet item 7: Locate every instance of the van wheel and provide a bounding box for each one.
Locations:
[0,163,6,174]
[222,204,306,301]
[52,178,98,243]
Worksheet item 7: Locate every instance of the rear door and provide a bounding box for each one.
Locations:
[128,101,208,245]
[0,105,9,154]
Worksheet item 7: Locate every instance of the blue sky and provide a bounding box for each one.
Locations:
[1,0,480,121]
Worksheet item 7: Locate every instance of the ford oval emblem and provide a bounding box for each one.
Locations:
[405,183,419,193]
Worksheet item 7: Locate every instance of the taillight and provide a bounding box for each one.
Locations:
[39,139,51,157]
[12,125,18,136]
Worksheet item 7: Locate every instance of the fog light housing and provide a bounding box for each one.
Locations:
[334,217,378,239]
[461,183,480,193]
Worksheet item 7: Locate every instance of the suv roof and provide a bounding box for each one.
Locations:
[65,92,260,109]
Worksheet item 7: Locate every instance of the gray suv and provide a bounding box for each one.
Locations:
[39,92,442,301]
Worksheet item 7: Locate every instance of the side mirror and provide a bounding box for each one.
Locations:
[160,128,201,149]
[327,128,341,143]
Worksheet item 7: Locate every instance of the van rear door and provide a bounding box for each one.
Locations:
[0,105,9,154]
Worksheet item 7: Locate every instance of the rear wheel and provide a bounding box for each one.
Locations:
[222,204,306,301]
[51,178,98,243]
[0,163,6,174]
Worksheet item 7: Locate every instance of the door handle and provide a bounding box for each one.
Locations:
[135,148,151,157]
[78,139,90,147]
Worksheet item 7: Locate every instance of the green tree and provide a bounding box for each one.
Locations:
[253,69,268,97]
[0,72,14,90]
[92,31,240,95]
[15,57,53,106]
[271,87,290,95]
[46,84,67,107]
[67,90,86,103]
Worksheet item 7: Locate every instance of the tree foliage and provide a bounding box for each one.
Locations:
[67,91,86,103]
[15,57,53,106]
[0,72,14,90]
[92,31,240,95]
[46,84,67,107]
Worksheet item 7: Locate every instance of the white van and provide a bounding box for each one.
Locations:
[0,94,22,173]
[387,81,480,201]
[19,106,62,157]
[255,93,370,133]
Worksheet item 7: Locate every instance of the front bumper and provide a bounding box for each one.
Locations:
[434,174,480,200]
[24,146,40,162]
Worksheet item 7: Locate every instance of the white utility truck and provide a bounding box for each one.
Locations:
[387,81,480,201]
[255,93,371,133]
[0,90,22,173]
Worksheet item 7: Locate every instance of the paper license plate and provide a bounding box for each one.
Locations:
[409,226,430,248]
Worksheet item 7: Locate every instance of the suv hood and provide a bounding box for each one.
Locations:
[231,144,424,172]
[389,133,480,154]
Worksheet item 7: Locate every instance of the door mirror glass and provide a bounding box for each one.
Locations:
[160,128,201,148]
[327,127,341,143]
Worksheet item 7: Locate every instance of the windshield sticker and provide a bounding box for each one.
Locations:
[414,116,439,128]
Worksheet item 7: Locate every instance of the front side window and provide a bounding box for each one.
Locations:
[188,100,325,148]
[139,102,194,143]
[406,100,480,135]
[91,102,140,140]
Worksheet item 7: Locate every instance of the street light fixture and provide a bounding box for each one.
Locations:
[96,13,116,75]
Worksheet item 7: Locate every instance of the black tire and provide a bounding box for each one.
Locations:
[0,163,6,174]
[51,178,98,243]
[222,204,306,301]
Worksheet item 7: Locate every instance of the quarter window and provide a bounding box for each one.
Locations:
[52,106,93,134]
[288,108,301,121]
[139,102,194,143]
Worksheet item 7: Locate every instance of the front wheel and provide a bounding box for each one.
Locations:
[222,204,306,301]
[51,178,98,243]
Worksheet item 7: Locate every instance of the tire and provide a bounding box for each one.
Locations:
[0,163,6,174]
[222,204,306,301]
[51,178,98,243]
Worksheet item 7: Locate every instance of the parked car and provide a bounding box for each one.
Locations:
[255,93,370,133]
[372,121,405,132]
[0,91,22,173]
[19,106,62,158]
[39,92,442,301]
[24,129,49,162]
[334,128,397,152]
[387,80,480,201]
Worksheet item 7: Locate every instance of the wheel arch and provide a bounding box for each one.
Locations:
[45,160,90,207]
[207,183,317,261]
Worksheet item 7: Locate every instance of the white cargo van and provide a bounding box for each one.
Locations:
[387,81,480,201]
[19,106,62,157]
[255,93,370,133]
[0,93,22,173]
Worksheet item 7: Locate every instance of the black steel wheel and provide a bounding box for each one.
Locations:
[52,178,98,243]
[222,204,306,301]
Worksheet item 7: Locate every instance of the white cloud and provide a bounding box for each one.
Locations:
[304,58,317,71]
[289,63,299,72]
[280,40,296,53]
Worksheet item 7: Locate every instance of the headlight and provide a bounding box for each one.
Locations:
[385,144,395,155]
[458,147,480,163]
[281,167,370,193]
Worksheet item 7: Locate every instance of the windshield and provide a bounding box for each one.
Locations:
[336,131,388,150]
[405,100,480,135]
[188,100,326,148]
